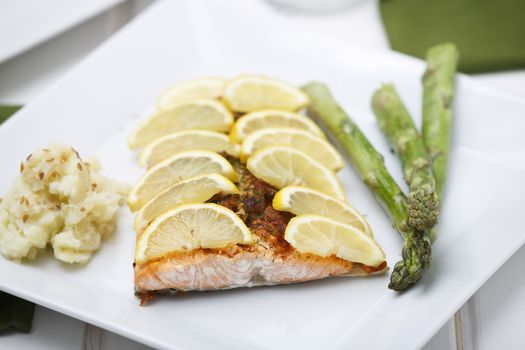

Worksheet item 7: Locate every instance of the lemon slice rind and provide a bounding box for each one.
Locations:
[135,203,253,264]
[139,130,240,168]
[128,99,233,149]
[285,214,385,267]
[157,77,226,111]
[240,128,342,170]
[230,110,324,142]
[223,75,309,113]
[134,173,239,232]
[273,186,372,236]
[246,145,346,201]
[128,150,237,211]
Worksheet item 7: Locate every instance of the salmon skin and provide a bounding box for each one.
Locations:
[133,161,387,303]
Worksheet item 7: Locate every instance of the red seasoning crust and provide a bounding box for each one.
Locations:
[134,161,387,303]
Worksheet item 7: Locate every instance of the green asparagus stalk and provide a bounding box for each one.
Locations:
[302,82,431,290]
[422,43,459,200]
[423,43,459,242]
[371,84,438,232]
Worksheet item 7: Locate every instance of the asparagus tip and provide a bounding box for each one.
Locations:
[388,232,432,291]
[407,189,439,231]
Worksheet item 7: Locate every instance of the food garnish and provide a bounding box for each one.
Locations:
[246,145,346,201]
[135,203,253,264]
[128,150,237,211]
[229,109,325,142]
[240,128,343,170]
[134,174,238,232]
[128,99,233,149]
[0,144,128,263]
[139,130,240,168]
[157,77,226,111]
[222,74,309,112]
[285,215,385,267]
[273,186,371,236]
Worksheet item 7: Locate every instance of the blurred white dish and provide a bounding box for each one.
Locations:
[267,0,367,12]
[0,0,124,63]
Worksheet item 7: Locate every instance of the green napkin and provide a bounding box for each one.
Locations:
[0,292,35,333]
[0,105,35,333]
[0,105,21,124]
[379,0,525,73]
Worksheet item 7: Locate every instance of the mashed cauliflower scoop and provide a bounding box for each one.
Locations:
[0,144,128,263]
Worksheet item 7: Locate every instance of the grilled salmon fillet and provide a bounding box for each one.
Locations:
[134,161,387,302]
[135,241,386,292]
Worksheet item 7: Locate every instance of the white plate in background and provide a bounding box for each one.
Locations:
[0,1,524,349]
[0,0,124,63]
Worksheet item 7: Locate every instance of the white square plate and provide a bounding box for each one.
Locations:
[1,1,525,349]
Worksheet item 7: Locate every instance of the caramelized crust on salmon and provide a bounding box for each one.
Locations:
[134,160,387,301]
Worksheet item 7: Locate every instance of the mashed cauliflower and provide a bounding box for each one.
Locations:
[0,144,128,263]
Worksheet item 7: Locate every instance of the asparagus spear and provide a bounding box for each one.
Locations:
[422,43,459,200]
[371,84,438,231]
[302,82,431,290]
[422,43,459,242]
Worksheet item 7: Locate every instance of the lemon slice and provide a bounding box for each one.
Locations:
[135,203,253,264]
[128,151,237,211]
[230,110,324,142]
[246,145,346,201]
[241,128,343,170]
[139,130,241,168]
[273,186,372,236]
[128,100,233,149]
[134,174,239,232]
[157,77,226,111]
[285,215,385,266]
[223,75,309,112]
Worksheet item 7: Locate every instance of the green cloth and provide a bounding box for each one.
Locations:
[0,292,35,333]
[379,0,525,73]
[0,105,21,124]
[0,105,34,333]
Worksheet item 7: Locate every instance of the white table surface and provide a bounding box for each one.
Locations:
[0,1,524,349]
